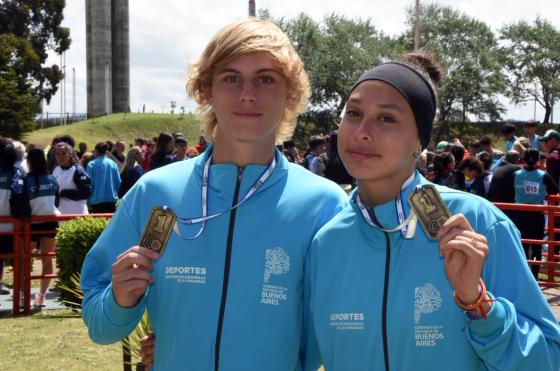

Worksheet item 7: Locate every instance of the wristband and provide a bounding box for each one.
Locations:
[454,278,493,319]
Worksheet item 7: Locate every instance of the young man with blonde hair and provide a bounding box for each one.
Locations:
[81,18,346,370]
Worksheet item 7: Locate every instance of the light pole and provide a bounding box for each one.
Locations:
[249,0,255,17]
[414,0,421,51]
[63,51,66,123]
[72,67,76,117]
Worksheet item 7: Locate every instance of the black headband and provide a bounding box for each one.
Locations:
[347,62,437,149]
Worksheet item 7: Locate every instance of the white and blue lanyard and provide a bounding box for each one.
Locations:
[172,154,276,240]
[356,173,418,239]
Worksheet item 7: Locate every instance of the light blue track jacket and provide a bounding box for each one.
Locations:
[86,155,121,205]
[305,171,560,371]
[81,146,348,371]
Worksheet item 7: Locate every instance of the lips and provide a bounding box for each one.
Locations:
[346,148,380,160]
[233,111,262,119]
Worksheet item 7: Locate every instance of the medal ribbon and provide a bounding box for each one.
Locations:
[357,173,417,239]
[172,154,276,240]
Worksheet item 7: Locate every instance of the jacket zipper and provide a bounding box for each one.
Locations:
[371,209,391,371]
[214,167,244,371]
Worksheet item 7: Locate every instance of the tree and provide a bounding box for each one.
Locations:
[0,0,70,138]
[500,18,560,124]
[279,13,398,113]
[273,13,399,146]
[402,3,507,140]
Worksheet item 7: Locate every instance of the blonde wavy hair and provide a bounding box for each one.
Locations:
[186,18,310,144]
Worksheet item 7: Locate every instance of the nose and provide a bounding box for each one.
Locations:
[239,80,256,103]
[354,118,373,142]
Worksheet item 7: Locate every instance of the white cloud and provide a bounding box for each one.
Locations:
[44,0,560,122]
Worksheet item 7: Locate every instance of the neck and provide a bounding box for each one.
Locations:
[357,164,416,207]
[212,134,276,167]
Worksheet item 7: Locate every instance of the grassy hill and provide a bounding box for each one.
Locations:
[23,113,204,149]
[22,113,557,153]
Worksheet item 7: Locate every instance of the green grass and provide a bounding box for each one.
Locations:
[23,113,204,149]
[0,309,122,371]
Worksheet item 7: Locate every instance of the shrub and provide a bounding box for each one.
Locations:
[56,216,109,306]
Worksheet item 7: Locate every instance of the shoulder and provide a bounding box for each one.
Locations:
[133,165,144,175]
[48,174,59,185]
[285,162,347,199]
[312,202,357,246]
[72,163,86,173]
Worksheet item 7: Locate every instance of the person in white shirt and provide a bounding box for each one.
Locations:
[24,148,60,307]
[52,142,92,215]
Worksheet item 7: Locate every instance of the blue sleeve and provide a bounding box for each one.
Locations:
[80,199,146,344]
[465,219,560,370]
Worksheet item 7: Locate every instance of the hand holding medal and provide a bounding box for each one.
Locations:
[111,207,176,308]
[409,185,490,316]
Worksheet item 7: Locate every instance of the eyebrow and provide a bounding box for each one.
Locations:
[377,103,404,113]
[215,68,282,75]
[346,97,404,113]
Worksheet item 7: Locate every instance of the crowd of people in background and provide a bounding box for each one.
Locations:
[282,120,560,282]
[0,119,559,305]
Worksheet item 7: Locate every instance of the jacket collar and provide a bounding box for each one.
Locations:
[350,170,431,231]
[192,144,289,194]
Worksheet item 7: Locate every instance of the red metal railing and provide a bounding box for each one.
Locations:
[4,214,112,315]
[494,199,560,288]
[3,200,560,315]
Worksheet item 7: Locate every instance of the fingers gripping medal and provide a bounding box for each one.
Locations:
[408,185,452,240]
[139,206,177,255]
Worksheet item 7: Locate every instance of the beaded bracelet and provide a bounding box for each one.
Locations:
[453,278,493,319]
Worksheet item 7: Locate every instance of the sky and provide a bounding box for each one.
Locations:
[44,0,560,123]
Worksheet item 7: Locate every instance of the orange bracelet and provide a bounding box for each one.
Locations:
[453,278,487,311]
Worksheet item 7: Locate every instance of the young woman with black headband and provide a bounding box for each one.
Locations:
[303,53,560,370]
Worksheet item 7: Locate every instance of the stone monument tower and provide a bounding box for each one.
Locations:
[249,0,255,17]
[86,0,130,117]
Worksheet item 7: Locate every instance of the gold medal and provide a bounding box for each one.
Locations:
[139,206,177,255]
[408,185,451,240]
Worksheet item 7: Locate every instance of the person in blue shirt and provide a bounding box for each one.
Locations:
[304,52,560,371]
[501,124,517,153]
[512,148,559,280]
[80,18,347,371]
[86,142,121,213]
[523,119,541,151]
